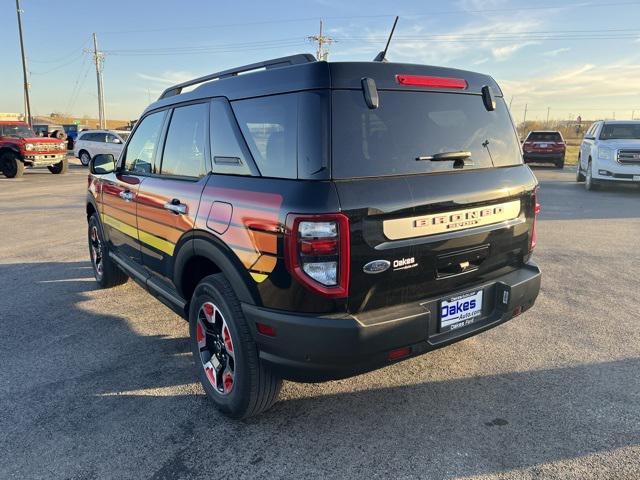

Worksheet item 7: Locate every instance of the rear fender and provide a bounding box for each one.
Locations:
[174,230,260,306]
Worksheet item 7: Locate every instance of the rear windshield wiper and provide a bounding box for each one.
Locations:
[416,151,471,169]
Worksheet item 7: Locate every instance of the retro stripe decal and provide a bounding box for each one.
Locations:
[101,213,176,256]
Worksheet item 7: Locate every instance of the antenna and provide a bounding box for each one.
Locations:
[373,16,399,62]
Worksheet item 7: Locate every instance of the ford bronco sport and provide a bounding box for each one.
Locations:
[86,54,541,418]
[0,120,68,178]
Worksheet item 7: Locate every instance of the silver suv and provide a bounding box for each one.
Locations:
[577,120,640,190]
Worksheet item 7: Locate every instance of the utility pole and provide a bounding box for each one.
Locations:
[546,107,550,126]
[508,96,513,110]
[308,20,333,61]
[15,0,32,126]
[522,103,528,137]
[86,33,106,129]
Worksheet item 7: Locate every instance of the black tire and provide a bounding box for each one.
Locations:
[79,150,91,167]
[576,156,586,182]
[556,159,565,169]
[88,213,128,288]
[51,130,66,140]
[1,151,24,178]
[48,157,68,174]
[189,274,282,419]
[585,160,598,191]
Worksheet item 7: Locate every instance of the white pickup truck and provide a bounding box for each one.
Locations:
[577,120,640,190]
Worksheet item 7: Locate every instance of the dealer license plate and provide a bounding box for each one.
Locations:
[439,289,483,332]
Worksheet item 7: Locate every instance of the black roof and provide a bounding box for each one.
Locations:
[143,53,503,116]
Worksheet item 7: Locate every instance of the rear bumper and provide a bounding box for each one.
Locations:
[243,261,541,382]
[523,153,564,163]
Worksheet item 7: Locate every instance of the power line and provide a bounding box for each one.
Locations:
[96,0,640,35]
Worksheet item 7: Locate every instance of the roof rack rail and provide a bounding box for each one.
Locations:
[158,53,316,100]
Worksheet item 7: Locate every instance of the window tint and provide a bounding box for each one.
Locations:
[232,93,297,178]
[332,90,522,179]
[160,103,208,178]
[527,132,562,142]
[210,98,252,175]
[122,111,166,174]
[106,133,118,143]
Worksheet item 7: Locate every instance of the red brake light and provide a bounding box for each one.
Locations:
[396,74,468,90]
[285,213,350,299]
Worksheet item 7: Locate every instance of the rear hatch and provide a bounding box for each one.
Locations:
[330,71,538,313]
[523,131,565,155]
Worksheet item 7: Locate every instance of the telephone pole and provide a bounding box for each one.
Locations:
[308,20,333,61]
[15,0,32,126]
[522,103,528,137]
[86,33,106,129]
[546,107,550,126]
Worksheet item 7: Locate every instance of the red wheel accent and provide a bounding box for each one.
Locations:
[203,303,214,318]
[222,325,233,353]
[223,372,233,393]
[196,321,205,344]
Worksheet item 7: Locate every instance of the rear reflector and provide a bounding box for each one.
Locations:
[396,74,468,90]
[388,346,412,361]
[256,323,276,337]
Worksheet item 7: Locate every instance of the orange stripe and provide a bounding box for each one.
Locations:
[137,217,182,244]
[103,204,137,228]
[250,254,277,273]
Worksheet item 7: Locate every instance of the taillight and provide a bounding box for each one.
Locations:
[395,74,467,90]
[529,191,541,253]
[285,213,350,298]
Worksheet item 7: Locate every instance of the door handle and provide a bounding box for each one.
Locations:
[119,190,134,202]
[164,199,187,215]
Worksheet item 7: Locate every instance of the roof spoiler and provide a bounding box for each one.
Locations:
[158,53,317,100]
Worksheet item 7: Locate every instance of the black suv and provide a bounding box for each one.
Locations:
[86,54,541,418]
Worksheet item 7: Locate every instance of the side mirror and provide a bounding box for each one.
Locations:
[90,154,115,175]
[113,138,122,144]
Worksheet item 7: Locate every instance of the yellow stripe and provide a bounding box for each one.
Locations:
[102,213,175,256]
[102,213,138,240]
[138,230,175,256]
[250,272,268,283]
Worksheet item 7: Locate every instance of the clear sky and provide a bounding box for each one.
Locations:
[1,0,639,122]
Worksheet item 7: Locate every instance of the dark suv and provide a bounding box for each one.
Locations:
[86,54,541,418]
[522,130,566,168]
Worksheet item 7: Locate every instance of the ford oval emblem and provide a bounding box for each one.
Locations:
[363,260,391,274]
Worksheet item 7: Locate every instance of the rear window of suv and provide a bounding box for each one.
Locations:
[332,90,521,179]
[527,132,562,142]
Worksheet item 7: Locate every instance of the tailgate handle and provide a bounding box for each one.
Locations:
[436,245,489,279]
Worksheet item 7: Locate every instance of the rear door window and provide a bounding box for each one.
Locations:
[210,98,253,176]
[332,90,522,179]
[159,103,209,178]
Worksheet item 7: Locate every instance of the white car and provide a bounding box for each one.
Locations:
[74,130,130,166]
[577,120,640,190]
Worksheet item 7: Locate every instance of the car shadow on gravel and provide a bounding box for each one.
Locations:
[1,261,638,479]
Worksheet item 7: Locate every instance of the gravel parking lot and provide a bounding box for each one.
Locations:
[1,161,639,479]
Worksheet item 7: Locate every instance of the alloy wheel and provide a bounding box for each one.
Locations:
[90,225,104,278]
[196,301,235,395]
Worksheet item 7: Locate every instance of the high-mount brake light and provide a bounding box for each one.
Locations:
[395,74,468,90]
[285,213,350,298]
